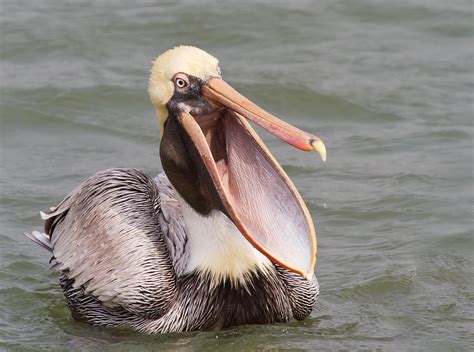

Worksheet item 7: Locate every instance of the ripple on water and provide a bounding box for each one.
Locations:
[1,0,473,350]
[239,83,403,124]
[1,87,158,144]
[336,269,416,302]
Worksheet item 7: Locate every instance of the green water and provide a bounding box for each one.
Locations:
[1,1,473,350]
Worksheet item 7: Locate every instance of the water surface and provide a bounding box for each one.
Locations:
[1,1,473,350]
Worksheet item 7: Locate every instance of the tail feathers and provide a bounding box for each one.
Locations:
[24,231,53,253]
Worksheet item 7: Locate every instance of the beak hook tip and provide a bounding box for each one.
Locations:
[310,139,327,162]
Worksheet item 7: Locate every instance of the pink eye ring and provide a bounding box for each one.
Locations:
[173,73,189,88]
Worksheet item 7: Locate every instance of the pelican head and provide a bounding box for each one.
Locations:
[148,46,326,278]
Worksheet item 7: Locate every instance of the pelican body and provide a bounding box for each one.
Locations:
[26,46,326,333]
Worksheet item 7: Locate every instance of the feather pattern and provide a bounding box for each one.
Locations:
[156,173,190,277]
[46,169,176,318]
[26,168,319,333]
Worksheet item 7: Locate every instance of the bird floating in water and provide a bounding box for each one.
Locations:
[25,46,327,333]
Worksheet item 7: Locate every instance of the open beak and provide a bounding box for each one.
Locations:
[203,78,326,161]
[178,78,326,279]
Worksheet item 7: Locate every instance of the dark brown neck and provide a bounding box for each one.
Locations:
[159,115,227,216]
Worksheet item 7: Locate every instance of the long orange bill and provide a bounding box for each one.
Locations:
[202,78,326,161]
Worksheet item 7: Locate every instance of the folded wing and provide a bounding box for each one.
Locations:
[45,168,177,319]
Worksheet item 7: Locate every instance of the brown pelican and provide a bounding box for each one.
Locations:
[25,46,327,333]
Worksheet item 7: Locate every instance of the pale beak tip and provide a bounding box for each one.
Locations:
[310,139,327,162]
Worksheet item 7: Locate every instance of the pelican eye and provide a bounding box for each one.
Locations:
[173,74,189,89]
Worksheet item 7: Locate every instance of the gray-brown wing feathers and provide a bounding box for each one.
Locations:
[24,230,53,252]
[45,168,177,318]
[155,173,189,277]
